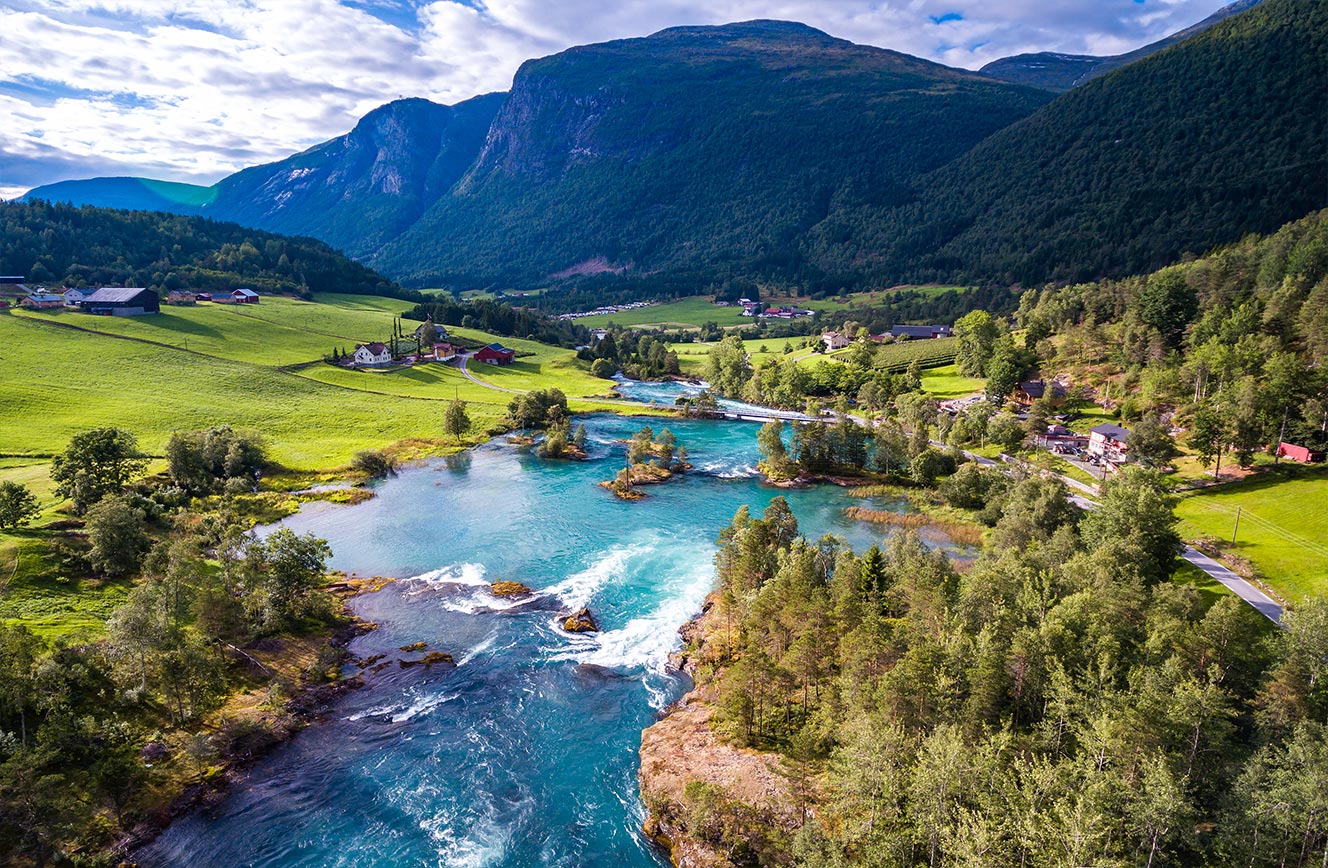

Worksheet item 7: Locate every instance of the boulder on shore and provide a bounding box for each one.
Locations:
[491,581,534,597]
[562,608,599,633]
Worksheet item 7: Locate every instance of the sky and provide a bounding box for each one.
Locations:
[0,0,1238,200]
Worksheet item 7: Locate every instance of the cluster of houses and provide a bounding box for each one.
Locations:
[728,298,813,318]
[5,285,261,316]
[556,300,658,321]
[347,320,516,370]
[822,323,954,351]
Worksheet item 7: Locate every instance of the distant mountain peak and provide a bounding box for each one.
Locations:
[981,0,1265,91]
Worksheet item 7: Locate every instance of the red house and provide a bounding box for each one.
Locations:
[232,288,260,304]
[1277,442,1325,463]
[474,343,515,365]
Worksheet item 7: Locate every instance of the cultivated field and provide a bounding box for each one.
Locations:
[1175,466,1328,601]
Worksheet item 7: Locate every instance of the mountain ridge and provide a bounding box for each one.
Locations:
[979,0,1265,91]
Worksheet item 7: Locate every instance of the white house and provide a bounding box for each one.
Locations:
[822,331,851,351]
[353,342,393,367]
[62,288,92,307]
[1087,423,1131,462]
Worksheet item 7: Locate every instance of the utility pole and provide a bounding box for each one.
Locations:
[1232,506,1242,545]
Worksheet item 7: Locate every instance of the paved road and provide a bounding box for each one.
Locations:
[1069,489,1283,625]
[457,353,523,394]
[1181,547,1283,624]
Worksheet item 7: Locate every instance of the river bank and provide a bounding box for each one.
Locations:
[131,415,965,867]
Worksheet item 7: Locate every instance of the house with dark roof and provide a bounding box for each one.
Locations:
[1013,379,1067,407]
[474,343,515,365]
[353,342,392,367]
[19,292,64,310]
[1088,423,1131,462]
[890,324,953,340]
[81,288,159,316]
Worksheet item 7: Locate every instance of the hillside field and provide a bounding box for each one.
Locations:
[0,295,618,469]
[1174,466,1328,601]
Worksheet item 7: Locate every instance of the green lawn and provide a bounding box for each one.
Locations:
[919,364,984,400]
[1174,466,1328,601]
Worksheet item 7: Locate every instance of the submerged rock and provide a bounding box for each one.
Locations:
[398,651,455,668]
[399,641,428,652]
[562,608,599,633]
[491,581,534,597]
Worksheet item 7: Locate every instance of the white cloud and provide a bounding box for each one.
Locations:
[0,0,1238,196]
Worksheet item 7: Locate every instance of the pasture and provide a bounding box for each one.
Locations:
[573,297,750,329]
[1174,466,1328,601]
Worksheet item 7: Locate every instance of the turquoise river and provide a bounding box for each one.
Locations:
[138,412,965,867]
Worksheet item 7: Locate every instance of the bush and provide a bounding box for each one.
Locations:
[591,357,617,379]
[350,449,397,479]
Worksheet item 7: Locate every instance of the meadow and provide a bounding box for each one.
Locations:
[573,296,750,329]
[1174,465,1328,601]
[0,295,613,470]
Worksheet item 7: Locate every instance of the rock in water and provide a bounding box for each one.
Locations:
[562,608,599,633]
[491,581,534,597]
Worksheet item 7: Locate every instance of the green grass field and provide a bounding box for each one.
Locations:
[574,297,750,329]
[918,365,985,399]
[1174,466,1328,601]
[0,295,615,470]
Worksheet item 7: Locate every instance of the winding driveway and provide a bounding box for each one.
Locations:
[457,352,523,394]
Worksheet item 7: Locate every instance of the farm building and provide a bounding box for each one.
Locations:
[81,288,160,316]
[1277,442,1325,463]
[19,292,64,310]
[232,288,260,304]
[890,324,953,340]
[353,343,393,367]
[474,343,516,365]
[1088,423,1131,462]
[166,290,197,305]
[62,288,92,307]
[822,331,851,351]
[433,342,464,362]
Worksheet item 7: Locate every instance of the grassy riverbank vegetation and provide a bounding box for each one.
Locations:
[0,425,363,864]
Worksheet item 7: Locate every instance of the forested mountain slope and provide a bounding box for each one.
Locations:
[979,0,1263,91]
[814,0,1327,288]
[0,200,403,297]
[367,21,1051,288]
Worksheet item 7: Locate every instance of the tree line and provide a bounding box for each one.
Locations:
[680,468,1326,866]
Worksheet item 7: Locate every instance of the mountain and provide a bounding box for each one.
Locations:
[22,3,1321,297]
[203,94,503,259]
[366,20,1052,287]
[810,0,1327,288]
[21,176,216,212]
[0,198,403,298]
[979,0,1265,92]
[25,94,504,261]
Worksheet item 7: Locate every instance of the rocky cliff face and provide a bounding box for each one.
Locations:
[208,93,504,258]
[639,595,805,868]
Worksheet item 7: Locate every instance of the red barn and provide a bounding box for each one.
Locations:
[232,288,260,304]
[1277,442,1325,463]
[474,343,515,365]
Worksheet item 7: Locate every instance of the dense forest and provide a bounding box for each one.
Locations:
[697,209,1328,475]
[0,200,411,299]
[814,0,1327,288]
[403,296,589,347]
[674,475,1326,867]
[366,21,1051,289]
